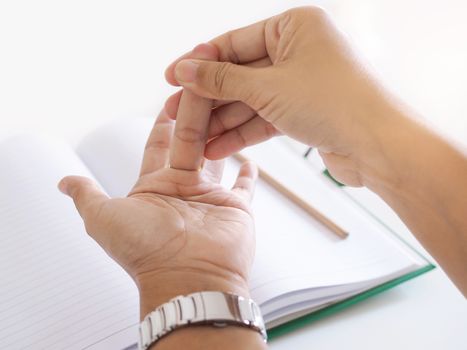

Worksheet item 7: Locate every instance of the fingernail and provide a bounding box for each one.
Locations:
[175,60,199,83]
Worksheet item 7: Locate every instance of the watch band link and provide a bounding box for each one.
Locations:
[139,291,267,350]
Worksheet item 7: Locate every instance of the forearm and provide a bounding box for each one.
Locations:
[359,103,467,296]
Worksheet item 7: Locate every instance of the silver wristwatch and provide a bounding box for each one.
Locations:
[138,291,267,349]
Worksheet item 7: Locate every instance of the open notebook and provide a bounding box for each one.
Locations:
[0,118,433,349]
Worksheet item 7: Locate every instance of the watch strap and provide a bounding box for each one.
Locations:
[139,291,267,349]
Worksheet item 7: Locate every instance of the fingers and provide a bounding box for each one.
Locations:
[165,19,269,86]
[58,176,109,222]
[140,109,174,176]
[168,44,218,171]
[205,116,280,160]
[232,161,258,203]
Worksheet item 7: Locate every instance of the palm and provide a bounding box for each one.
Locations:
[95,167,255,283]
[67,102,259,292]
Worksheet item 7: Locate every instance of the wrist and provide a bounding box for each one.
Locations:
[136,269,250,319]
[355,98,448,203]
[351,95,419,194]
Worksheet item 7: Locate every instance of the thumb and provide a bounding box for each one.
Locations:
[174,59,267,103]
[58,176,109,222]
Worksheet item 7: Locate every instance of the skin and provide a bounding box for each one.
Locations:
[59,5,467,350]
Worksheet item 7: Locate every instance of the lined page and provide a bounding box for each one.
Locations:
[0,135,138,350]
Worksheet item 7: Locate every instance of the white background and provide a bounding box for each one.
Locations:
[0,0,466,349]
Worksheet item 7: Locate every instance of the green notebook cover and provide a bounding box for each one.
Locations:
[267,163,435,340]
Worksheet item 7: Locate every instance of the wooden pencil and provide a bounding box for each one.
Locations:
[233,153,349,239]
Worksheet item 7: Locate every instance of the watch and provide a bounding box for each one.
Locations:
[138,291,267,349]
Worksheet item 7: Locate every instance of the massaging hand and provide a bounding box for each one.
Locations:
[58,46,259,316]
[164,6,396,187]
[165,6,467,297]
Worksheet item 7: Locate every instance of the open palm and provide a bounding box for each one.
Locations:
[59,48,259,312]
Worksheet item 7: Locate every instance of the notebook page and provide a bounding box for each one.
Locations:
[222,158,423,304]
[76,118,426,311]
[231,140,426,306]
[0,135,138,350]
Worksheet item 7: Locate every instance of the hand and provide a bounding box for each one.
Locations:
[58,46,259,317]
[168,6,467,296]
[164,6,400,187]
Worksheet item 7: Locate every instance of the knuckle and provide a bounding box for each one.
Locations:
[304,5,328,18]
[286,5,328,20]
[213,62,234,97]
[145,134,170,151]
[283,6,329,29]
[224,31,240,63]
[174,126,205,144]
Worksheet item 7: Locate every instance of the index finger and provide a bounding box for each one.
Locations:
[165,19,269,86]
[168,44,218,171]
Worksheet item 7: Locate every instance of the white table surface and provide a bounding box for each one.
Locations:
[0,1,466,349]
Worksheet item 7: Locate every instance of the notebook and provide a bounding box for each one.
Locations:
[0,118,434,349]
